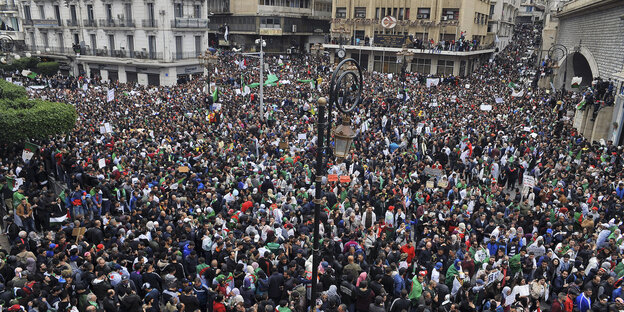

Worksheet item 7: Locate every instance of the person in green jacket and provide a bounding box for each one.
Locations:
[408,271,425,304]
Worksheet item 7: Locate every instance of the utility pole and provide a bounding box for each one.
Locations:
[259,36,264,120]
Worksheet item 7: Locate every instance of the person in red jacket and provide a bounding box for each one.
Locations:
[213,294,227,312]
[400,241,415,263]
[551,293,566,312]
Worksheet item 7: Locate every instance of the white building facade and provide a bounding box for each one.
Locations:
[20,0,210,85]
[487,0,519,51]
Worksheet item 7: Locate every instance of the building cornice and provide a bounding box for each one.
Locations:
[555,0,622,18]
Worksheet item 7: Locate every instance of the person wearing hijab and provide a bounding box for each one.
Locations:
[356,272,367,287]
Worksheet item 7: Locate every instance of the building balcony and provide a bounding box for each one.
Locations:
[172,51,202,60]
[99,19,136,28]
[83,19,97,27]
[26,45,165,61]
[66,19,79,27]
[32,19,62,27]
[0,4,17,12]
[171,17,208,28]
[142,19,158,28]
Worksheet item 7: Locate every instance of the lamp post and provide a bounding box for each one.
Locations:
[198,48,218,96]
[310,58,363,308]
[0,34,29,65]
[255,37,266,120]
[396,44,414,92]
[548,43,568,94]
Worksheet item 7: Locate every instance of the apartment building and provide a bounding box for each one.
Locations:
[206,0,331,52]
[486,0,519,51]
[324,0,495,76]
[20,0,209,86]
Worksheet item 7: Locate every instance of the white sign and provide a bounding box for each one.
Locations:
[480,104,493,111]
[495,97,504,104]
[22,150,34,162]
[104,123,112,133]
[426,78,440,88]
[107,89,115,102]
[297,133,307,141]
[523,175,535,188]
[98,158,106,169]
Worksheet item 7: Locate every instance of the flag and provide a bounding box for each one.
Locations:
[27,72,37,79]
[576,96,586,110]
[297,79,314,83]
[107,89,115,102]
[507,82,518,89]
[265,74,278,86]
[511,89,524,97]
[224,25,229,41]
[571,77,582,88]
[24,142,39,152]
[212,87,219,103]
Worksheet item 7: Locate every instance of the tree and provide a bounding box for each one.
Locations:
[36,61,60,77]
[0,79,76,143]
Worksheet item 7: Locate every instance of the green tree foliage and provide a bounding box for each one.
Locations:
[0,57,40,72]
[36,61,60,77]
[0,79,76,143]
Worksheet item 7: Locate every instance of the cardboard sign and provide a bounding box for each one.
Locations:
[98,158,106,169]
[438,180,448,188]
[339,175,351,183]
[328,174,338,182]
[178,166,190,173]
[523,175,535,188]
[426,180,435,189]
[423,166,443,177]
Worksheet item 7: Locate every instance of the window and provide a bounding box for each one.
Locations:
[490,4,495,18]
[42,32,48,48]
[106,4,112,21]
[54,5,61,25]
[73,33,79,45]
[195,36,201,56]
[70,5,77,22]
[28,32,35,49]
[392,8,397,17]
[380,8,385,17]
[38,5,44,19]
[336,7,346,18]
[90,33,96,54]
[174,3,183,18]
[398,8,403,20]
[412,58,431,74]
[108,34,115,54]
[175,36,182,59]
[147,3,155,21]
[417,8,430,19]
[127,35,134,57]
[260,17,280,28]
[405,8,410,19]
[57,33,64,52]
[24,5,31,21]
[148,35,156,59]
[436,60,454,76]
[87,4,94,21]
[194,5,201,18]
[459,60,466,77]
[354,7,366,18]
[442,8,459,20]
[375,8,380,19]
[125,4,132,21]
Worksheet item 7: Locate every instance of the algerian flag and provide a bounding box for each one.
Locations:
[264,74,278,86]
[576,96,586,110]
[571,77,582,88]
[212,87,219,103]
[27,72,37,79]
[297,79,314,83]
[22,142,39,161]
[511,89,524,97]
[507,82,518,89]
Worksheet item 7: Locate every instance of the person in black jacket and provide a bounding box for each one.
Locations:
[102,289,119,312]
[119,288,142,312]
[389,290,410,312]
[268,267,284,303]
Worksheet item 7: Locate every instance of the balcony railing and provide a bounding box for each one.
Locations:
[27,45,165,61]
[142,19,157,28]
[99,19,136,28]
[172,51,202,60]
[171,18,208,28]
[32,19,61,27]
[0,4,17,11]
[66,19,79,27]
[83,19,97,27]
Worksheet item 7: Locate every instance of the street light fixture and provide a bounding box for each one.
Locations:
[548,43,568,94]
[311,58,363,308]
[198,49,218,96]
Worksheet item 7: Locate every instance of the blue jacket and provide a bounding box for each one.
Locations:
[575,293,591,312]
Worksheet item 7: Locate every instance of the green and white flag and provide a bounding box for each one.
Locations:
[576,96,586,110]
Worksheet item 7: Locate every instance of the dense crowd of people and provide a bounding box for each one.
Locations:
[0,23,623,312]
